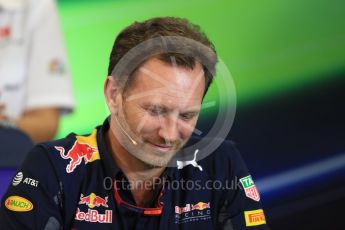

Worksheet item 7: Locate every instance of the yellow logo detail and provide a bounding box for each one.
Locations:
[76,129,100,162]
[5,196,33,212]
[244,209,266,226]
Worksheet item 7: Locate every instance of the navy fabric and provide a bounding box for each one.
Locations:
[0,168,16,201]
[0,119,268,229]
[0,127,33,167]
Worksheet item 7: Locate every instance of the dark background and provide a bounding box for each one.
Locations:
[229,73,345,229]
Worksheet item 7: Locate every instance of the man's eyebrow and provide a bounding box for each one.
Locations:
[182,105,201,113]
[142,103,169,110]
[142,103,201,113]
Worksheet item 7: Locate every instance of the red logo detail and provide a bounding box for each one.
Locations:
[244,186,260,202]
[0,26,11,39]
[75,208,112,223]
[79,193,108,208]
[192,202,210,211]
[248,212,265,222]
[55,142,98,173]
[175,202,211,214]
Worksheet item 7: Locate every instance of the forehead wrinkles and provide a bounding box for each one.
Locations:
[126,86,203,109]
[125,65,205,102]
[141,63,204,91]
[155,90,202,103]
[135,92,201,111]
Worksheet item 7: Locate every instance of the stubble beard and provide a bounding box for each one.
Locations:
[112,115,183,168]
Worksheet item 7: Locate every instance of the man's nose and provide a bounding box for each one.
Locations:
[158,116,179,144]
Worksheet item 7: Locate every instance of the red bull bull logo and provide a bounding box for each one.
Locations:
[55,130,100,173]
[192,202,210,211]
[79,193,109,208]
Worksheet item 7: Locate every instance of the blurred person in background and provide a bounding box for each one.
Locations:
[0,0,74,143]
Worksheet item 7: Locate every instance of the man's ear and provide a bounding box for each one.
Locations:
[104,76,121,114]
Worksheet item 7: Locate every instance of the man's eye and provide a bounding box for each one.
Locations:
[180,113,197,120]
[147,107,165,116]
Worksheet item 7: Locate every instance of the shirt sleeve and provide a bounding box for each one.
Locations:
[0,145,63,230]
[217,142,269,230]
[25,0,74,114]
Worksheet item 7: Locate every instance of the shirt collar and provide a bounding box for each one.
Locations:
[97,117,122,178]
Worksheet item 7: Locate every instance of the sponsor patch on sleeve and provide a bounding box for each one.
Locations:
[5,196,33,212]
[239,175,261,201]
[244,209,266,226]
[12,171,39,188]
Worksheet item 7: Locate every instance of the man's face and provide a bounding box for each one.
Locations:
[113,57,205,167]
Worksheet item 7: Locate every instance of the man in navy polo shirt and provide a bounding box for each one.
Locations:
[0,17,268,229]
